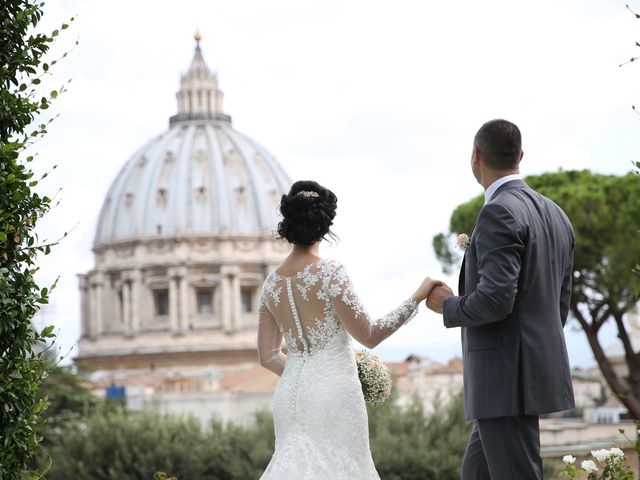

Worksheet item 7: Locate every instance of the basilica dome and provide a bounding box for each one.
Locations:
[94,38,290,247]
[77,36,291,386]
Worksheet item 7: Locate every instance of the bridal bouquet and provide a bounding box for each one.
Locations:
[355,350,392,405]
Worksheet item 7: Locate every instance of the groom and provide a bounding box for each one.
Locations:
[427,119,575,479]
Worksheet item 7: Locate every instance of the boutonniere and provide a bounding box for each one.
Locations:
[457,233,470,251]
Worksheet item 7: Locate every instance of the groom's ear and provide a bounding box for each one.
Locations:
[472,147,482,166]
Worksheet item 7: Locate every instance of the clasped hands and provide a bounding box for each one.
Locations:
[426,284,454,314]
[413,278,455,314]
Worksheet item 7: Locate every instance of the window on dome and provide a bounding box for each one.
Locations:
[241,287,254,313]
[157,188,168,207]
[124,192,134,207]
[196,288,214,315]
[153,289,169,317]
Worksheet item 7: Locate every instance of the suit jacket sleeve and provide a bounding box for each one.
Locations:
[443,203,525,328]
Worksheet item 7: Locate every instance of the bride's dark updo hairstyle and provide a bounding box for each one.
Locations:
[277,180,337,246]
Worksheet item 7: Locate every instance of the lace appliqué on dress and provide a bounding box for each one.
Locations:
[262,273,283,308]
[328,266,366,318]
[327,263,419,329]
[282,328,302,355]
[372,297,419,329]
[268,260,347,356]
[296,264,321,301]
[306,314,342,352]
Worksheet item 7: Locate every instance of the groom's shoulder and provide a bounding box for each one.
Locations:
[484,183,535,223]
[485,186,525,215]
[491,183,573,229]
[491,180,543,209]
[517,183,568,216]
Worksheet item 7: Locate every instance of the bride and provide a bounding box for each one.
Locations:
[257,180,441,479]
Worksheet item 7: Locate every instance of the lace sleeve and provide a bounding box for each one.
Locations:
[328,264,418,349]
[257,292,287,376]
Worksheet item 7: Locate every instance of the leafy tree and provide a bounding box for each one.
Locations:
[38,393,469,479]
[0,1,74,477]
[35,365,98,436]
[433,170,640,418]
[39,407,274,480]
[27,366,98,474]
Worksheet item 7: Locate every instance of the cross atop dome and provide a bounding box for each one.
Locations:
[170,33,232,125]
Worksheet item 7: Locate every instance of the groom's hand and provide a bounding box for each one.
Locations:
[426,285,454,314]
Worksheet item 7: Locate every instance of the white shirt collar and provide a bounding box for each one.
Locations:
[484,174,521,205]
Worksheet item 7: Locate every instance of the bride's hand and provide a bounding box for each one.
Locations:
[412,277,444,303]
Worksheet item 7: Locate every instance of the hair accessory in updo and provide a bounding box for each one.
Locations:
[295,190,320,198]
[277,180,338,246]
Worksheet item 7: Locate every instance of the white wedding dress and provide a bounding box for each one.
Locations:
[257,258,418,479]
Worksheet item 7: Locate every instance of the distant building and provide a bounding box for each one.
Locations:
[388,355,603,412]
[388,355,464,410]
[76,34,290,424]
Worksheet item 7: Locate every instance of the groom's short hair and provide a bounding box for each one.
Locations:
[474,119,522,171]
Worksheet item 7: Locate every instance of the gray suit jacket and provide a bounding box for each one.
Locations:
[443,179,575,420]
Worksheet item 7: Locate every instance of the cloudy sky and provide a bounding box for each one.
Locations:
[31,0,639,367]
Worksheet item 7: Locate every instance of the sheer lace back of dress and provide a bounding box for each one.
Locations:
[261,259,345,356]
[258,258,419,366]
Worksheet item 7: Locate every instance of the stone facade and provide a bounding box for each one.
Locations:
[78,237,289,368]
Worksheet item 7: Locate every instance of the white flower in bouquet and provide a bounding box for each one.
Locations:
[562,455,576,464]
[581,460,598,473]
[355,350,392,405]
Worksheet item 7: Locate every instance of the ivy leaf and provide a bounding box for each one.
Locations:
[40,325,55,338]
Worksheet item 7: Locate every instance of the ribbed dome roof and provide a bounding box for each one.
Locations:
[94,37,291,247]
